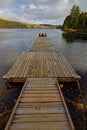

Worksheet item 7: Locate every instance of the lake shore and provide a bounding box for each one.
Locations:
[63,28,87,33]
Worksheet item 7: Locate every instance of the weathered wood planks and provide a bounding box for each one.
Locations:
[3,35,78,130]
[29,37,54,51]
[3,37,80,83]
[4,78,75,130]
[3,52,80,81]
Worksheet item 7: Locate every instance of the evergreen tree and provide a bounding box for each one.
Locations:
[70,5,80,19]
[62,5,87,31]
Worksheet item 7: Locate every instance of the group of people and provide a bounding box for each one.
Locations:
[39,33,47,37]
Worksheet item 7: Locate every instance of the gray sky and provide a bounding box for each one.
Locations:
[0,0,87,25]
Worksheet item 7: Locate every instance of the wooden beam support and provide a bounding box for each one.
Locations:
[8,77,26,83]
[57,77,77,82]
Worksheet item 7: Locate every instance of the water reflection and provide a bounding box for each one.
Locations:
[62,32,87,43]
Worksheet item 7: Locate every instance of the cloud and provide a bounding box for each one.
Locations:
[0,0,14,8]
[29,4,37,10]
[0,0,87,25]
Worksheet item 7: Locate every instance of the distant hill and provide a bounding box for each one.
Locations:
[0,18,28,28]
[0,18,58,29]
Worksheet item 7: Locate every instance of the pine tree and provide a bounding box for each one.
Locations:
[63,5,81,31]
[70,5,80,19]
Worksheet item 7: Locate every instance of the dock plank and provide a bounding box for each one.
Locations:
[10,122,71,130]
[13,113,69,122]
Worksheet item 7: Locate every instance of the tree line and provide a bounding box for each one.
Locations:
[63,5,87,32]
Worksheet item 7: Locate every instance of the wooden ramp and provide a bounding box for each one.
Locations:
[5,78,75,130]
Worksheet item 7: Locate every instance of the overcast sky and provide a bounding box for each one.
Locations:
[0,0,87,25]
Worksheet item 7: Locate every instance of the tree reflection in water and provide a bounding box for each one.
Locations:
[62,32,87,43]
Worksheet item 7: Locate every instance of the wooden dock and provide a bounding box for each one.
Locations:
[4,78,75,130]
[3,35,81,130]
[3,37,80,84]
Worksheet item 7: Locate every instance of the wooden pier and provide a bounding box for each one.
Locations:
[3,35,81,130]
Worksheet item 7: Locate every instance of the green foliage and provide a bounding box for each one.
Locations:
[79,12,87,30]
[63,5,87,32]
[70,5,80,18]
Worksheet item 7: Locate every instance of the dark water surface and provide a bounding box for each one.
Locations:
[0,29,87,129]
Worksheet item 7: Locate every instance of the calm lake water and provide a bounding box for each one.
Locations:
[0,29,87,129]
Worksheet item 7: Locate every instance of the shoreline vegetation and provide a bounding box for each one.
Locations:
[62,5,87,33]
[0,18,61,29]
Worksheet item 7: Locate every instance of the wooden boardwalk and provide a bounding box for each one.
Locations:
[3,35,80,129]
[5,78,75,130]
